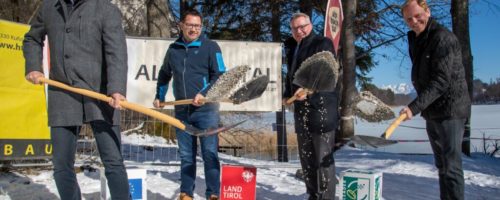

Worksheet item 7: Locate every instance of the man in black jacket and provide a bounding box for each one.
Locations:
[400,1,471,199]
[283,13,339,200]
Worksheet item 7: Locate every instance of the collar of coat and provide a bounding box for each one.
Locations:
[54,0,87,6]
[299,31,317,48]
[174,35,205,48]
[407,17,440,44]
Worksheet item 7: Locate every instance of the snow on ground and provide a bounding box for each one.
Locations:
[1,105,499,199]
[1,143,499,200]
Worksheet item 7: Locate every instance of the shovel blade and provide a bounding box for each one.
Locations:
[229,75,269,104]
[293,51,339,92]
[184,120,247,137]
[350,135,397,148]
[206,65,251,101]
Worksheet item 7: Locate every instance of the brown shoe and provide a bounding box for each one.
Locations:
[179,192,193,200]
[208,195,219,200]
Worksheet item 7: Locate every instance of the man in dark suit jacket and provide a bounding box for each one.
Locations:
[400,1,471,199]
[23,0,129,199]
[283,12,339,200]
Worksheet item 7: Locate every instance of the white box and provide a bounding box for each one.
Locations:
[340,169,382,200]
[100,168,147,200]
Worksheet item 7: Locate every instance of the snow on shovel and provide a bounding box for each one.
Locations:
[354,91,395,122]
[285,51,340,104]
[38,77,245,137]
[335,91,397,148]
[161,67,269,106]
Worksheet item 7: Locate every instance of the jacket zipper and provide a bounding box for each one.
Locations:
[183,45,189,114]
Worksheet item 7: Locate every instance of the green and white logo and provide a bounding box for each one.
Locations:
[343,176,370,200]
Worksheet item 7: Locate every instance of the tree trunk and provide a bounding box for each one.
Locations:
[271,0,281,42]
[451,0,473,156]
[147,0,174,38]
[300,0,313,17]
[339,0,357,138]
[180,0,189,15]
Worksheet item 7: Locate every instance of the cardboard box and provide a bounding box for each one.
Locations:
[340,169,382,200]
[101,168,147,200]
[220,164,257,200]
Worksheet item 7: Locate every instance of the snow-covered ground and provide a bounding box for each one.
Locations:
[1,105,499,200]
[1,143,499,199]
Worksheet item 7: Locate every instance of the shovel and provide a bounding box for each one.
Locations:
[347,113,406,148]
[354,91,395,122]
[161,74,269,106]
[160,65,250,106]
[285,51,340,104]
[38,78,245,137]
[380,113,407,139]
[162,75,269,106]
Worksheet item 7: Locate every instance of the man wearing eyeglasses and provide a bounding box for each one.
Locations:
[153,9,225,200]
[283,13,339,200]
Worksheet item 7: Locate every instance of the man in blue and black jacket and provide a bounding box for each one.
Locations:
[153,9,225,200]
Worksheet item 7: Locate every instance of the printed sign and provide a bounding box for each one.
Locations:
[126,37,282,112]
[340,169,382,200]
[0,19,50,160]
[101,168,147,200]
[324,0,343,55]
[220,165,257,200]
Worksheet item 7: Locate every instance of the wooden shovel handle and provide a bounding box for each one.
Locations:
[285,89,309,104]
[381,113,407,139]
[39,77,186,130]
[161,98,235,106]
[161,99,195,106]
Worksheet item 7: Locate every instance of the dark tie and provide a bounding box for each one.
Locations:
[291,42,300,73]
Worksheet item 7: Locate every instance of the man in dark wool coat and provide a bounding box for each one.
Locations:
[23,0,130,199]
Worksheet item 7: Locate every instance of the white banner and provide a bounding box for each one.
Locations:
[126,37,282,112]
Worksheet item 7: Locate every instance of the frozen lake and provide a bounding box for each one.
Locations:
[257,104,500,154]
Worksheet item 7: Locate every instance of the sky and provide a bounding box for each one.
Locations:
[369,1,500,87]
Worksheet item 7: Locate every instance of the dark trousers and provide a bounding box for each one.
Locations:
[426,118,465,200]
[293,96,338,200]
[296,130,336,200]
[51,121,130,200]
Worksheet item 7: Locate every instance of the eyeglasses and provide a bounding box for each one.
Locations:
[183,23,202,30]
[291,23,310,32]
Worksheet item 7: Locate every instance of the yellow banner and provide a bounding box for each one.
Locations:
[0,19,50,159]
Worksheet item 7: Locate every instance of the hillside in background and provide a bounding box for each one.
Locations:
[367,78,500,106]
[361,83,415,106]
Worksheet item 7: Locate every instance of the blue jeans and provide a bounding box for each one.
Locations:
[175,109,220,198]
[426,118,465,200]
[51,121,130,200]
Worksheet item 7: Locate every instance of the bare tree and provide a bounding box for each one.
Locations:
[299,0,313,17]
[339,0,358,138]
[112,0,177,37]
[0,0,42,24]
[147,0,176,37]
[451,0,473,156]
[271,0,282,42]
[179,0,189,15]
